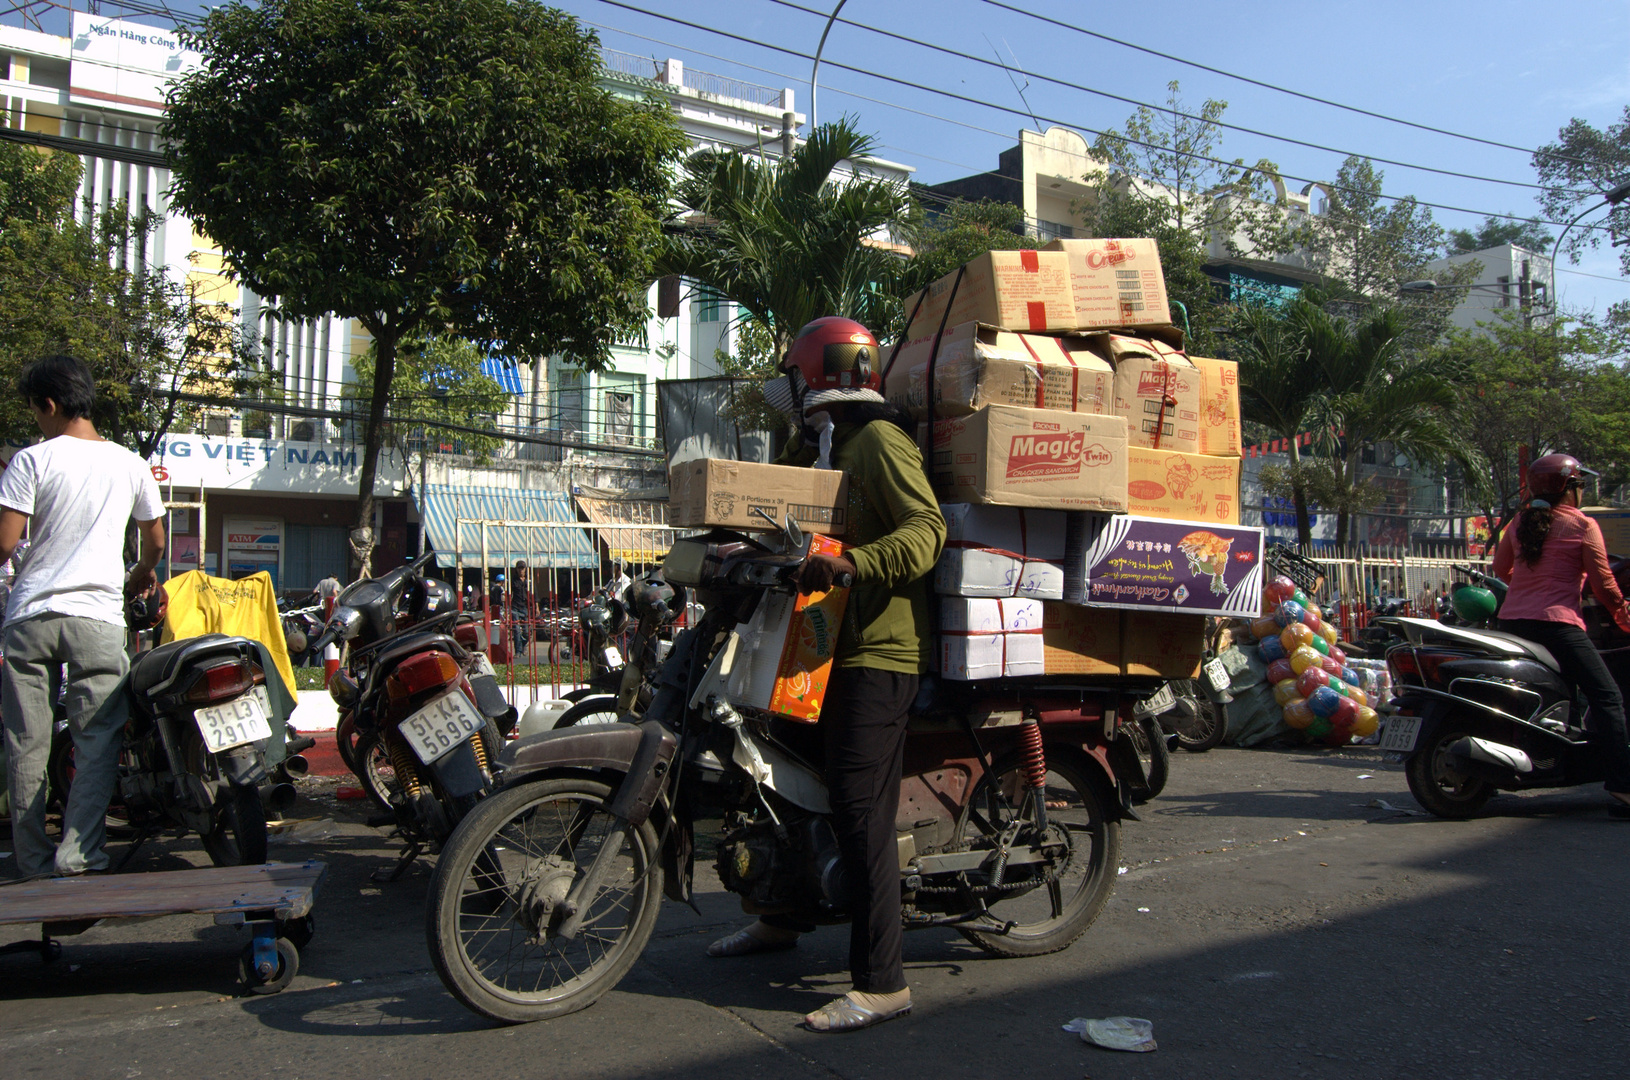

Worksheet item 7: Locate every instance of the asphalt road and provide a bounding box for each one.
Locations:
[3,745,1628,1080]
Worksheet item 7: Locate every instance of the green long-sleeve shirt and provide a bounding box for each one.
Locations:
[777,419,946,672]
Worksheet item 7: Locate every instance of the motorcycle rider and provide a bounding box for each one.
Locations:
[1491,453,1630,816]
[706,317,946,1033]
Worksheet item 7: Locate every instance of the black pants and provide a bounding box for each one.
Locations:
[766,666,917,994]
[1502,619,1630,793]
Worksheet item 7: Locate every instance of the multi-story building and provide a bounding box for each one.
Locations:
[0,11,910,588]
[1421,243,1554,332]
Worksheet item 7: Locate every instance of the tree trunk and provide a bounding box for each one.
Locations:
[1289,441,1313,548]
[352,324,397,580]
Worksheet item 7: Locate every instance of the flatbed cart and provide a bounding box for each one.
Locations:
[0,859,326,994]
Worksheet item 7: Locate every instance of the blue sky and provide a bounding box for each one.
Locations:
[17,1,1629,316]
[571,0,1629,316]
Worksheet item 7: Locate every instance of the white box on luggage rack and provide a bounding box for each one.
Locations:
[934,546,1064,600]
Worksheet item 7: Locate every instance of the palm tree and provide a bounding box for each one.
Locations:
[1296,300,1482,550]
[1231,301,1323,547]
[659,120,911,357]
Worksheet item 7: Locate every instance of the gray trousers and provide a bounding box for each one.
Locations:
[3,614,130,877]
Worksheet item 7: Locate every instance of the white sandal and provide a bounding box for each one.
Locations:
[803,993,912,1033]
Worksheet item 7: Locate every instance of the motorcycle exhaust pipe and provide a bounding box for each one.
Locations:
[281,753,310,777]
[260,781,298,814]
[285,735,317,756]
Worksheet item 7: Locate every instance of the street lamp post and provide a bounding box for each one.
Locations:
[809,0,849,130]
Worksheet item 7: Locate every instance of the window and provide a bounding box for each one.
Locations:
[1496,276,1511,308]
[695,287,724,323]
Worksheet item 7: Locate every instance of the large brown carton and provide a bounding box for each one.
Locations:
[883,322,1113,419]
[1121,610,1206,678]
[1041,238,1172,330]
[1126,447,1241,525]
[1189,355,1243,458]
[669,459,848,535]
[903,250,1077,339]
[1041,602,1121,676]
[1097,333,1201,453]
[931,405,1128,511]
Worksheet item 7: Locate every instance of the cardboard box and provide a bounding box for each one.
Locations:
[1189,355,1242,458]
[1040,603,1121,676]
[903,250,1078,339]
[1585,508,1630,556]
[933,546,1064,600]
[1096,333,1200,453]
[1122,610,1206,678]
[938,597,1046,680]
[882,322,1113,419]
[1062,513,1265,618]
[722,534,849,721]
[669,459,847,535]
[941,503,1067,559]
[1126,447,1241,524]
[1041,237,1172,331]
[932,405,1128,511]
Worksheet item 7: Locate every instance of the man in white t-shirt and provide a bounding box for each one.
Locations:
[0,355,165,879]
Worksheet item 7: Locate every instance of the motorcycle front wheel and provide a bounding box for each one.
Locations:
[426,776,663,1024]
[554,696,622,729]
[955,751,1120,958]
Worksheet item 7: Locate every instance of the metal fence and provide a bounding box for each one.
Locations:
[1302,543,1494,641]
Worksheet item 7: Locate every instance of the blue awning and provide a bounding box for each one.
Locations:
[417,485,598,570]
[481,357,525,395]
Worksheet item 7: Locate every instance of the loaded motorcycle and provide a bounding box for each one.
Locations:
[48,595,291,867]
[426,518,1150,1023]
[1380,606,1630,818]
[313,552,517,878]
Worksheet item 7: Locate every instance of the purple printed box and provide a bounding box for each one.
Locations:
[1062,514,1264,617]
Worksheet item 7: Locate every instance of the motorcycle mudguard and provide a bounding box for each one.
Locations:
[432,740,489,799]
[221,743,269,787]
[497,720,678,829]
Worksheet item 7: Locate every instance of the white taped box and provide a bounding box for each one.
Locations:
[940,503,1067,560]
[938,598,1047,680]
[934,546,1064,600]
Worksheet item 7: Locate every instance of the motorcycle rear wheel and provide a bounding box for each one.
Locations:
[1405,727,1492,818]
[350,730,398,813]
[1172,697,1227,753]
[426,776,663,1024]
[956,751,1121,958]
[202,782,268,866]
[1125,715,1171,800]
[554,696,622,729]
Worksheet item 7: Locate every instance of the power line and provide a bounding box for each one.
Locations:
[765,0,1579,196]
[975,0,1594,169]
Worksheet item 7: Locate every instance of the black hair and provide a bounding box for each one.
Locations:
[1516,499,1557,567]
[19,354,96,420]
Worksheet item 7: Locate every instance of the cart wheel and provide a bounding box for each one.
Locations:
[239,938,299,994]
[278,914,315,951]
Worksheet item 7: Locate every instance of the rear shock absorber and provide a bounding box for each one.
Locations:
[469,722,492,778]
[386,732,425,799]
[1019,717,1048,832]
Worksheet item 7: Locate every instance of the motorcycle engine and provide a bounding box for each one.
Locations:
[714,815,849,913]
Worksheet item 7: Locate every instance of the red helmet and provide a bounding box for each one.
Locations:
[782,317,882,395]
[1528,453,1593,498]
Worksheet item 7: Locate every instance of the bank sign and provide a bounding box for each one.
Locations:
[149,436,407,495]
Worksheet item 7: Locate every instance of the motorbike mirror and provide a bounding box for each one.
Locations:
[783,514,804,552]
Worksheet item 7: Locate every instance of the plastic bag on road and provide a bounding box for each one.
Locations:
[1063,1016,1157,1052]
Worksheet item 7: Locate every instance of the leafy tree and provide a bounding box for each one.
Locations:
[345,335,513,479]
[1302,156,1476,341]
[1533,106,1630,276]
[0,143,244,459]
[164,0,685,572]
[902,197,1038,302]
[1447,214,1553,254]
[1229,300,1325,545]
[1432,312,1630,538]
[660,120,911,358]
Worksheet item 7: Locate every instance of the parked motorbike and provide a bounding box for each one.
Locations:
[1379,605,1629,818]
[425,518,1146,1023]
[553,576,685,730]
[314,552,518,878]
[48,609,290,867]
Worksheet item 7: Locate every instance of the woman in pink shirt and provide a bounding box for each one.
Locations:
[1492,454,1630,816]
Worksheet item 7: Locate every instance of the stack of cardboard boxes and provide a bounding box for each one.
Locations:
[885,239,1262,680]
[666,237,1264,698]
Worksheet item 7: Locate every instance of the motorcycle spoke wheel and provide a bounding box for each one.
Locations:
[426,777,663,1024]
[1126,716,1170,800]
[352,731,398,813]
[954,753,1120,958]
[1174,697,1228,753]
[555,697,622,729]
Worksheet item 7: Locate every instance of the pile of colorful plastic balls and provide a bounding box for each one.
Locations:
[1249,574,1381,746]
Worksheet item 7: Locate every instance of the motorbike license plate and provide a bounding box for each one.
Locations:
[472,652,497,679]
[1202,657,1230,695]
[1378,716,1423,753]
[402,690,486,765]
[195,694,273,753]
[1133,683,1177,718]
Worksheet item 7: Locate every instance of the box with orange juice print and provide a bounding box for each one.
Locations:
[723,534,850,723]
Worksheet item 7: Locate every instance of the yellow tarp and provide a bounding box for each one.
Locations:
[160,570,296,696]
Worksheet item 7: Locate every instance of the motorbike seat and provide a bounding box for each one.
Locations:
[128,634,241,697]
[1479,630,1561,672]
